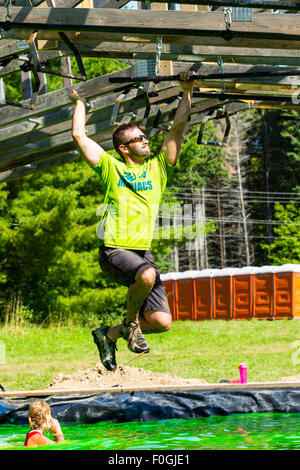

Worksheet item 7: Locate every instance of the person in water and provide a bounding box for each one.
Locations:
[24,400,64,448]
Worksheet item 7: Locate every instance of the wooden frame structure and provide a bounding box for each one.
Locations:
[0,0,300,182]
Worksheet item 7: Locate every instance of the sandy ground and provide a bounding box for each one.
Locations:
[46,363,300,391]
[46,363,207,390]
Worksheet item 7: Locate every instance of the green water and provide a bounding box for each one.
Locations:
[0,413,299,450]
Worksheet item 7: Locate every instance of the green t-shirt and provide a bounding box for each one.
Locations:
[92,150,172,250]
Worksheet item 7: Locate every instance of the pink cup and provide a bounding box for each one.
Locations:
[239,363,247,384]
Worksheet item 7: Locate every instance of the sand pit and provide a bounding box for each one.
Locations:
[46,363,207,390]
[45,365,300,392]
[278,375,300,382]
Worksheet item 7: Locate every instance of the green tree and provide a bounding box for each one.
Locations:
[261,201,300,264]
[245,109,300,265]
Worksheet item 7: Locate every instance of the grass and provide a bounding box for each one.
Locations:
[0,319,300,390]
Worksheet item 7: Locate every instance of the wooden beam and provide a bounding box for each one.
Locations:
[1,8,300,40]
[0,381,299,397]
[0,39,30,59]
[5,28,300,51]
[0,94,187,167]
[0,64,135,127]
[57,40,300,67]
[1,88,298,172]
[0,152,80,182]
[0,80,176,142]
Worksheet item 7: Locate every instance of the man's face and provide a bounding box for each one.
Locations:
[121,127,150,159]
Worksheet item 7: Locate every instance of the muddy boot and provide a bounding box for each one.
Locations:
[120,319,149,354]
[92,327,117,371]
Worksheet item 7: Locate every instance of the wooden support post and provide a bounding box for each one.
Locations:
[180,3,210,11]
[21,70,33,100]
[61,56,73,87]
[150,2,173,76]
[0,76,5,103]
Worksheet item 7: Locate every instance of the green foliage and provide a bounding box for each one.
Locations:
[261,201,300,264]
[245,109,300,264]
[0,160,127,325]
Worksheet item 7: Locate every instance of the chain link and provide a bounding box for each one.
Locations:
[217,56,226,94]
[222,6,232,30]
[155,36,163,76]
[4,0,13,21]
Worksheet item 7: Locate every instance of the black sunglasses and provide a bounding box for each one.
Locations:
[124,134,148,145]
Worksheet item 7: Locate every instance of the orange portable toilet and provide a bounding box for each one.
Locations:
[273,264,300,319]
[161,272,177,321]
[295,267,300,318]
[174,271,195,321]
[192,269,216,321]
[252,266,275,319]
[212,268,239,320]
[232,267,254,320]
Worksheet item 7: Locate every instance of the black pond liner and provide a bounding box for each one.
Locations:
[1,387,300,425]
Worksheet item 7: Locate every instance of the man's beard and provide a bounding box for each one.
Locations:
[131,145,150,158]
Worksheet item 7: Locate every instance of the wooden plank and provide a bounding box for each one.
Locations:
[1,90,298,171]
[57,40,300,67]
[0,96,221,169]
[0,80,176,142]
[0,95,188,167]
[0,381,299,397]
[1,94,299,174]
[6,28,300,51]
[0,39,30,59]
[0,152,80,182]
[0,64,136,127]
[1,104,250,181]
[1,8,300,40]
[1,59,299,139]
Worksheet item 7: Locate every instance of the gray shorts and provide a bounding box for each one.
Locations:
[98,246,171,317]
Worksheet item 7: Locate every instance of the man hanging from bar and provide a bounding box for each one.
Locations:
[70,70,194,371]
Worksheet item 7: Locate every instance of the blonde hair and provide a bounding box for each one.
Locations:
[28,401,50,430]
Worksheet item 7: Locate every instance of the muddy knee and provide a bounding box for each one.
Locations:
[135,264,156,289]
[143,310,172,333]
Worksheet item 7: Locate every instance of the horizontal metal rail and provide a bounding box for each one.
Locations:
[144,0,300,12]
[109,69,300,84]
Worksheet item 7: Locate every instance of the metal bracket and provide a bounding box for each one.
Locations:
[153,103,165,129]
[139,82,151,130]
[28,31,87,82]
[110,88,132,126]
[197,108,231,146]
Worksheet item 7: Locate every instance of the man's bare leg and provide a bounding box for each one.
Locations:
[106,264,156,342]
[139,310,172,334]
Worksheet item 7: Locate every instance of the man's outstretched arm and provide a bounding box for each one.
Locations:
[161,71,194,167]
[70,90,103,168]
